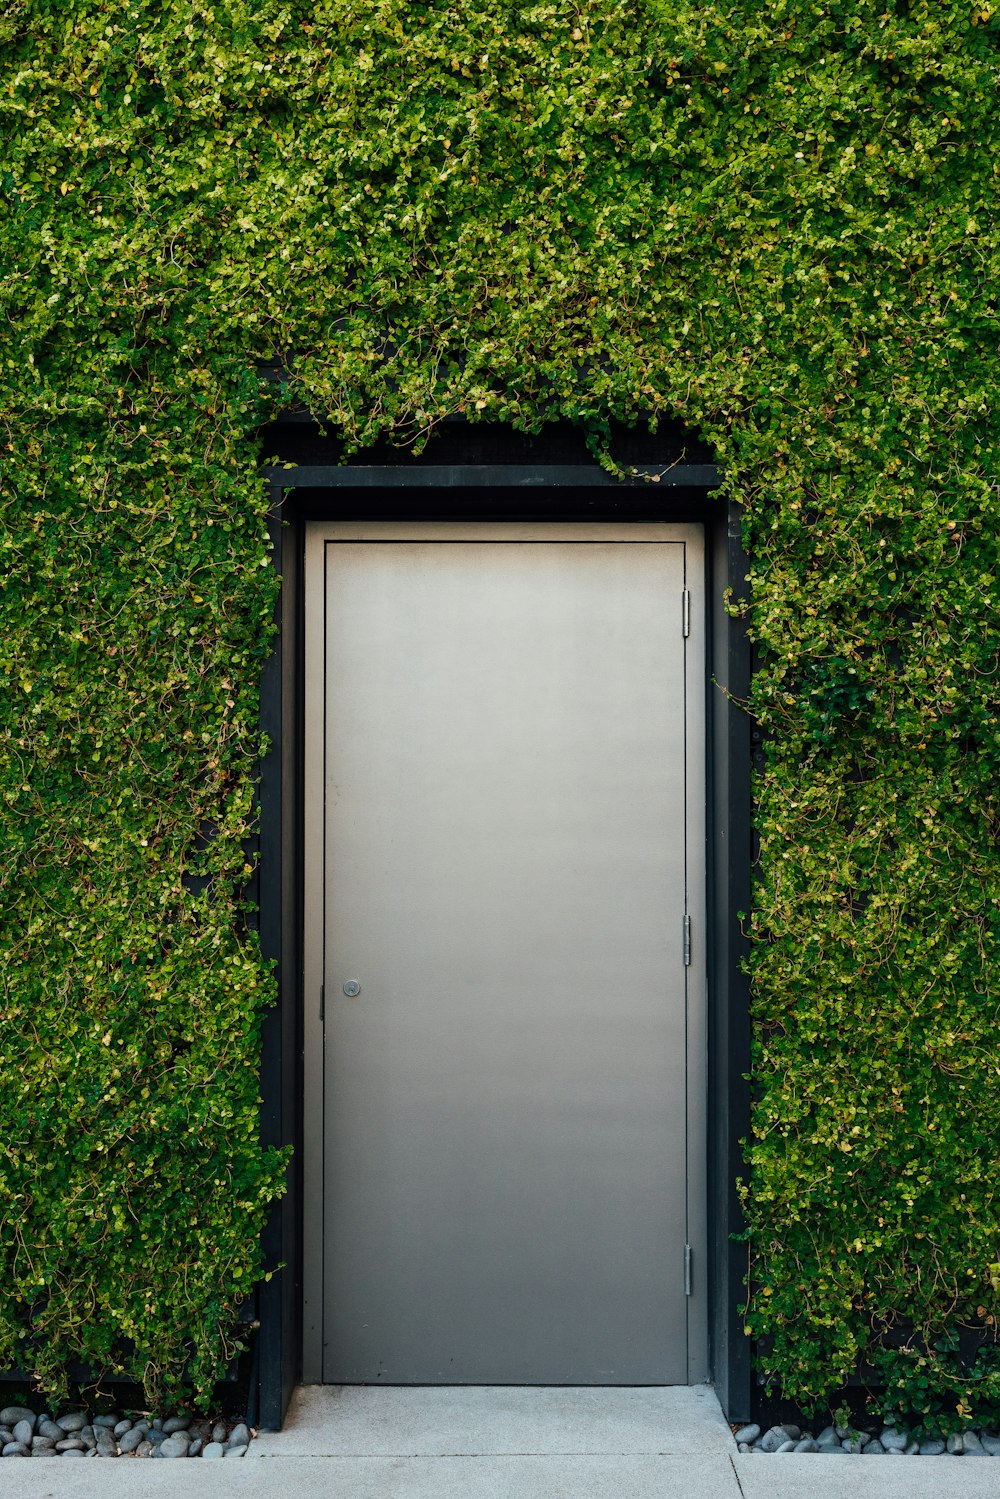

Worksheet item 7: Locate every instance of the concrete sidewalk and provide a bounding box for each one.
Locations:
[4,1385,1000,1497]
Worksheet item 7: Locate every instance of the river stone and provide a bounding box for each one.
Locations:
[226,1444,249,1458]
[163,1416,191,1435]
[119,1428,144,1453]
[189,1438,203,1457]
[93,1415,118,1429]
[61,1447,85,1457]
[0,1430,11,1446]
[80,1426,97,1449]
[38,1419,63,1441]
[842,1437,866,1453]
[864,1439,885,1454]
[947,1433,965,1454]
[56,1412,86,1433]
[146,1427,167,1446]
[773,1440,796,1453]
[794,1437,819,1452]
[56,1438,84,1451]
[227,1422,250,1448]
[880,1427,908,1452]
[136,1441,154,1457]
[96,1432,118,1455]
[160,1435,191,1458]
[982,1433,1000,1455]
[32,1436,55,1449]
[734,1423,761,1445]
[2,1443,29,1456]
[12,1419,33,1446]
[113,1420,131,1437]
[211,1421,227,1445]
[918,1439,945,1455]
[760,1425,791,1453]
[0,1408,34,1429]
[738,1441,752,1452]
[202,1442,225,1459]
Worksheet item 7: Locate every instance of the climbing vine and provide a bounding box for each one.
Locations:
[2,0,998,1421]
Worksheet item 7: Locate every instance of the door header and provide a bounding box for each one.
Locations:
[309,521,704,544]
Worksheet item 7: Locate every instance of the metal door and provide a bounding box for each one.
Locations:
[303,523,706,1384]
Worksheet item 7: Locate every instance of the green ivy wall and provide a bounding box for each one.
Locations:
[2,0,998,1424]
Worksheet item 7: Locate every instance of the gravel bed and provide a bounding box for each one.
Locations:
[734,1420,1000,1456]
[0,1404,253,1458]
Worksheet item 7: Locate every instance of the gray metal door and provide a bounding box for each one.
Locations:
[303,523,706,1385]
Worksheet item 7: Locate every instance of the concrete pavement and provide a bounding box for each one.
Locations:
[735,1452,1000,1498]
[3,1385,1000,1497]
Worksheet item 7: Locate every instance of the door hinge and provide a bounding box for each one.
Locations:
[685,1244,693,1297]
[320,982,325,1022]
[683,913,692,967]
[682,587,691,638]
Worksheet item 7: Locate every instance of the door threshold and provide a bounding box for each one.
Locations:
[250,1384,734,1455]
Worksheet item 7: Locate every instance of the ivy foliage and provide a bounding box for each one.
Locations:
[2,0,998,1418]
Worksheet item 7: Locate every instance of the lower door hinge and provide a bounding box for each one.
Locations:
[683,913,691,967]
[682,587,691,638]
[685,1244,692,1297]
[320,983,325,1022]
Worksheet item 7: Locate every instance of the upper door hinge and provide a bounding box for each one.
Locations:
[683,913,692,967]
[682,587,691,638]
[320,982,325,1022]
[685,1243,693,1296]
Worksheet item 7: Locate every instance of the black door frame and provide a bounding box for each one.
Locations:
[254,433,753,1428]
